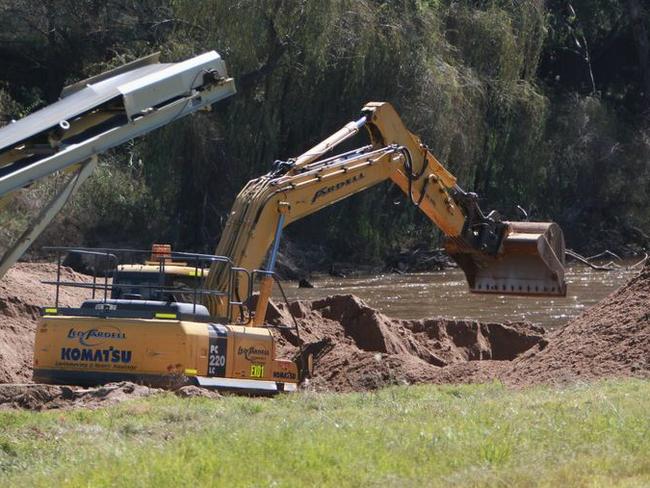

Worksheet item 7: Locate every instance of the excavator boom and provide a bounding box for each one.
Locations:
[206,102,566,318]
[31,101,566,393]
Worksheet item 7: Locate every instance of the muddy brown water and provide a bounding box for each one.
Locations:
[278,265,638,330]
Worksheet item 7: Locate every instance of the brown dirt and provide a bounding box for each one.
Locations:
[0,382,221,410]
[503,262,650,385]
[1,261,648,407]
[266,294,545,392]
[0,262,94,383]
[267,262,650,390]
[0,381,161,410]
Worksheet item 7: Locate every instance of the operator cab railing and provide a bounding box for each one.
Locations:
[41,246,253,324]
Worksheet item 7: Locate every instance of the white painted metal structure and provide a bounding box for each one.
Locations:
[0,51,236,278]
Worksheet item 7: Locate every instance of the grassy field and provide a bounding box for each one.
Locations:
[0,380,649,487]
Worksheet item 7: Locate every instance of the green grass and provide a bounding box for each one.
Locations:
[1,380,649,487]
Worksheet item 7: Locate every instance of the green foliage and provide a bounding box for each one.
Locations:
[0,158,169,253]
[543,95,650,250]
[0,0,648,261]
[64,161,166,246]
[0,88,20,123]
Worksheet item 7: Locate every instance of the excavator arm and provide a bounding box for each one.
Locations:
[206,102,566,319]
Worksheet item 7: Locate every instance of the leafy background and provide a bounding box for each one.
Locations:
[1,0,648,266]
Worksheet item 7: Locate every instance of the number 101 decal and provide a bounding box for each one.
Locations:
[207,324,228,377]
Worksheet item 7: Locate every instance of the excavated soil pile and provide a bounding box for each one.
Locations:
[505,262,650,385]
[0,263,93,383]
[267,295,545,392]
[0,382,220,410]
[0,381,159,410]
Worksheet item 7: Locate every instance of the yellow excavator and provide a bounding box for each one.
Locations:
[33,102,566,393]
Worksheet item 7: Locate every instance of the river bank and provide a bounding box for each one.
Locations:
[276,265,638,329]
[0,259,648,408]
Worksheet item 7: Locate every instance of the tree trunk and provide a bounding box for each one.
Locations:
[628,0,650,116]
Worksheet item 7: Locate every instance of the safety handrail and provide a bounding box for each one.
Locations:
[41,246,247,323]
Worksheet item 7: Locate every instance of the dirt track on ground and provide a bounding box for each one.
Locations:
[0,262,648,408]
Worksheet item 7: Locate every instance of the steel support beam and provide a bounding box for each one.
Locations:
[0,157,97,278]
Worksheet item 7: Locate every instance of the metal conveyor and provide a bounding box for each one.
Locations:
[0,51,236,278]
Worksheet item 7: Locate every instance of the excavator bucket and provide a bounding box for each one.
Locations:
[446,222,567,297]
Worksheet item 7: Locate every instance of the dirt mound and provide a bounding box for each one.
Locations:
[0,381,222,410]
[268,263,650,390]
[0,263,93,383]
[267,294,545,392]
[0,382,161,410]
[175,385,222,399]
[505,262,650,385]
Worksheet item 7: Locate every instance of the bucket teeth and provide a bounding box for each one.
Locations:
[446,221,566,297]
